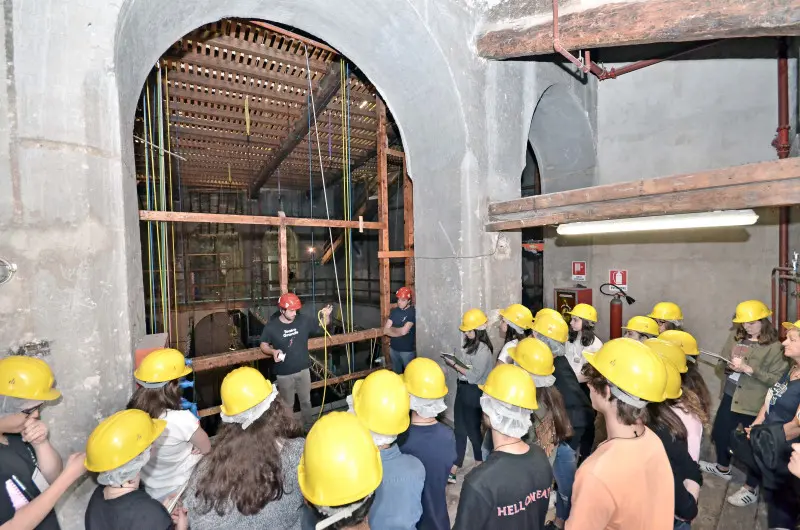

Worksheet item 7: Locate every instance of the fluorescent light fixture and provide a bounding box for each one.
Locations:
[556,209,759,236]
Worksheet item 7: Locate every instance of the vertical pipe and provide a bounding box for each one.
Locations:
[777,37,790,332]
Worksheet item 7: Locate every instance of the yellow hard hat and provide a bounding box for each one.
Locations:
[498,303,534,330]
[298,411,382,507]
[658,330,699,356]
[648,302,684,322]
[531,312,568,343]
[0,356,61,401]
[732,300,772,324]
[662,360,683,400]
[479,364,538,410]
[508,337,555,376]
[535,308,562,320]
[85,409,166,472]
[622,316,659,336]
[567,303,598,323]
[134,348,192,384]
[782,320,800,332]
[403,357,447,399]
[220,367,273,416]
[644,338,688,374]
[352,370,410,435]
[460,308,488,332]
[583,338,668,403]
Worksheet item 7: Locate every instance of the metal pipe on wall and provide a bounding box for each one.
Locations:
[777,37,791,332]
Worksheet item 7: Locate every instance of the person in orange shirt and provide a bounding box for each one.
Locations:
[566,338,675,530]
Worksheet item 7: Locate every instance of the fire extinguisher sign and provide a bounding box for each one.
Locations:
[609,270,628,291]
[571,261,586,282]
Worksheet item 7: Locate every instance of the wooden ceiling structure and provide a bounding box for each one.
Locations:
[135,18,402,193]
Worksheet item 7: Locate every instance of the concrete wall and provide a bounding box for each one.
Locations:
[543,39,800,400]
[0,1,539,525]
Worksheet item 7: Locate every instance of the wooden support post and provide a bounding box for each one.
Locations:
[378,250,414,259]
[376,98,392,367]
[278,211,288,295]
[402,158,415,292]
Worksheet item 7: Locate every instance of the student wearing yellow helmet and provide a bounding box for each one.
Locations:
[643,339,703,527]
[0,356,85,530]
[299,412,383,530]
[622,316,659,342]
[453,364,552,530]
[496,303,534,365]
[648,302,685,333]
[347,370,424,529]
[700,300,785,488]
[444,309,494,483]
[85,409,182,530]
[568,339,674,530]
[128,348,210,500]
[399,358,456,530]
[184,367,306,529]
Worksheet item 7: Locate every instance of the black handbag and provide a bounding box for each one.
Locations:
[731,423,792,490]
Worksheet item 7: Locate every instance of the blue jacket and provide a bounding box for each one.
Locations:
[369,445,426,530]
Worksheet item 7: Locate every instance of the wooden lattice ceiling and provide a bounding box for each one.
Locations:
[135,19,402,192]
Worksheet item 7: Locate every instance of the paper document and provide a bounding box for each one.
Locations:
[440,353,470,370]
[699,350,729,363]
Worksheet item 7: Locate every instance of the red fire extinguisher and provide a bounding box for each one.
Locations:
[601,283,635,340]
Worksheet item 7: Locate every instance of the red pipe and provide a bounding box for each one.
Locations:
[586,40,722,81]
[552,0,590,73]
[771,267,793,327]
[777,37,790,334]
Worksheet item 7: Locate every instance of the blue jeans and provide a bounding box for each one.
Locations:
[553,442,577,521]
[674,519,691,530]
[390,348,415,374]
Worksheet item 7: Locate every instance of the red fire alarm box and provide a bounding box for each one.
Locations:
[554,287,593,320]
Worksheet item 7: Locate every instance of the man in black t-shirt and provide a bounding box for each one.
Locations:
[260,293,332,426]
[383,286,416,374]
[453,364,552,530]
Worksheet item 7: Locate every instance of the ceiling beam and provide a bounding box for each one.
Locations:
[486,158,800,230]
[476,0,800,59]
[249,60,343,198]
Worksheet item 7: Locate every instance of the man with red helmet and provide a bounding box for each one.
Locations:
[383,286,416,374]
[259,293,333,426]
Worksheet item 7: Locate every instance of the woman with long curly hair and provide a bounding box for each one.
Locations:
[184,367,305,530]
[699,301,785,489]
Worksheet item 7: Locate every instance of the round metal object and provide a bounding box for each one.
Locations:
[0,258,18,285]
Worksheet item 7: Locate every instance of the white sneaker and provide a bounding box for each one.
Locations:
[699,460,732,481]
[727,486,758,507]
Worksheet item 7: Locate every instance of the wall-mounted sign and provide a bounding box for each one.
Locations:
[609,269,628,291]
[571,261,586,282]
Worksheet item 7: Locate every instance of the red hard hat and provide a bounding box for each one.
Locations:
[278,293,302,311]
[396,287,413,300]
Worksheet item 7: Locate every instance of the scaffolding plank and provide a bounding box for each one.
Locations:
[403,160,415,291]
[139,210,383,229]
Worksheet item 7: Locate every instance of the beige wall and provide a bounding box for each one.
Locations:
[544,41,799,399]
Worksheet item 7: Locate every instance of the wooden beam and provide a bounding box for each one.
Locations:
[192,327,385,372]
[278,211,288,295]
[139,210,383,230]
[378,250,414,259]
[476,0,800,59]
[249,61,342,198]
[320,170,401,265]
[490,158,800,215]
[376,98,392,367]
[403,160,415,291]
[487,178,800,230]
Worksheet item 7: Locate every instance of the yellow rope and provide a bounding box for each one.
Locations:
[146,83,165,334]
[165,68,179,347]
[317,309,331,419]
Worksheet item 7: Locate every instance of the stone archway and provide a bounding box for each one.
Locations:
[528,83,597,194]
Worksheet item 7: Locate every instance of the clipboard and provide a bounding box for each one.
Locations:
[440,353,469,370]
[699,350,729,363]
[167,480,190,513]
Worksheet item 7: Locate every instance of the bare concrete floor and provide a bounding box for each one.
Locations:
[444,436,772,529]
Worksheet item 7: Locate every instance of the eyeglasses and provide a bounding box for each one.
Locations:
[21,405,40,416]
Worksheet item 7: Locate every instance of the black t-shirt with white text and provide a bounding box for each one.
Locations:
[0,434,60,529]
[85,485,172,530]
[452,444,552,530]
[260,313,319,376]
